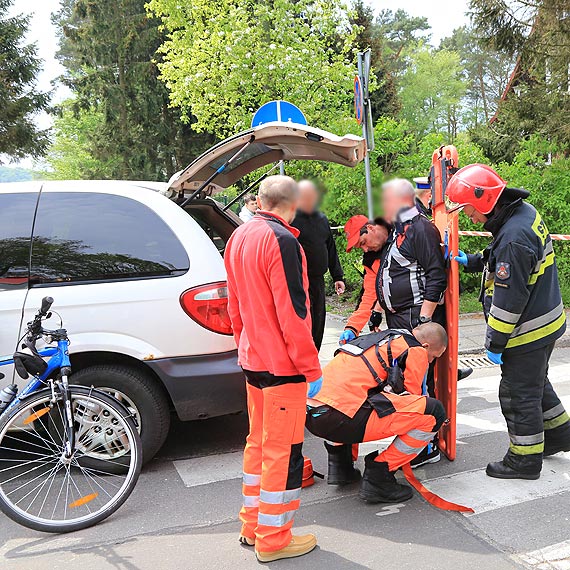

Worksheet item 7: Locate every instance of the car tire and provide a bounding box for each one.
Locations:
[72,364,171,464]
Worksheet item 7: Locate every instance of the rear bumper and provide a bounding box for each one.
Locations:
[145,350,246,421]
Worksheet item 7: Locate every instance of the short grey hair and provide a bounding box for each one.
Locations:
[382,178,416,200]
[258,175,299,210]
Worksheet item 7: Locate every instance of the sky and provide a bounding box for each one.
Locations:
[8,0,470,168]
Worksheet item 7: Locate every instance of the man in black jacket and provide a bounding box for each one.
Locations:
[292,180,345,350]
[380,178,447,331]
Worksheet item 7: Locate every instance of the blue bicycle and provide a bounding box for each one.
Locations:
[0,297,141,532]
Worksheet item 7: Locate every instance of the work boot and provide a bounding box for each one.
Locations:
[256,534,317,563]
[458,367,473,381]
[324,442,361,485]
[359,452,413,503]
[486,450,541,480]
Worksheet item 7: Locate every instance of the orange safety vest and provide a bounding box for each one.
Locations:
[318,331,428,419]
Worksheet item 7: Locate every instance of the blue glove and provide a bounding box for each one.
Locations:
[307,376,323,398]
[339,329,356,345]
[454,250,468,266]
[486,350,503,365]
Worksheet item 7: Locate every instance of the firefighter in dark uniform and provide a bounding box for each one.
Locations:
[449,163,570,480]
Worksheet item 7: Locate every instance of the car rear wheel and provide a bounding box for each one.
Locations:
[72,364,171,464]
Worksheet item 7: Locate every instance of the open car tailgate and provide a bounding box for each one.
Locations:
[166,122,366,195]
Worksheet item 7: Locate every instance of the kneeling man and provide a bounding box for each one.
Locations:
[306,323,447,503]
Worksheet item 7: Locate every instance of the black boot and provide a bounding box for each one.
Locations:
[544,421,570,456]
[458,367,473,381]
[359,452,413,503]
[324,442,361,485]
[486,450,542,480]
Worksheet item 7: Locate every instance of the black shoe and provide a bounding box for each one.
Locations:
[544,441,570,456]
[324,442,361,485]
[411,443,441,469]
[359,452,413,503]
[486,461,541,480]
[458,367,473,381]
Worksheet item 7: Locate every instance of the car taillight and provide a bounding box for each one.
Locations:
[180,282,233,336]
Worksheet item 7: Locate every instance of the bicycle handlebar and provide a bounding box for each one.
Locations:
[40,296,54,316]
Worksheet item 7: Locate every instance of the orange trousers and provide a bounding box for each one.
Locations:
[308,395,443,472]
[365,396,438,471]
[240,371,306,553]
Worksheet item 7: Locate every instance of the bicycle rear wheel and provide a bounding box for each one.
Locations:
[0,385,142,533]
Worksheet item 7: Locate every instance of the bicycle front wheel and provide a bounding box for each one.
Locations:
[0,385,142,533]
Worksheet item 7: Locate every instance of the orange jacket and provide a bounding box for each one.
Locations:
[225,211,321,382]
[317,335,428,418]
[346,256,381,335]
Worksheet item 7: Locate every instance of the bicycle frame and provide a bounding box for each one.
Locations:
[0,339,71,417]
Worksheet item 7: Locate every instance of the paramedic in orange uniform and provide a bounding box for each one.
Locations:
[306,323,448,503]
[225,175,323,563]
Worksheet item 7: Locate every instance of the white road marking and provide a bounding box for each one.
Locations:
[174,451,243,487]
[375,503,407,517]
[422,454,570,516]
[515,539,570,569]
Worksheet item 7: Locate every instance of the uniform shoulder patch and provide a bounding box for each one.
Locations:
[496,261,510,280]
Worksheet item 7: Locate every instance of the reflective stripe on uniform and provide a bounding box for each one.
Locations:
[259,488,301,505]
[544,403,566,421]
[510,302,564,338]
[509,442,544,455]
[506,311,566,349]
[257,510,296,528]
[488,315,516,334]
[407,429,436,442]
[394,437,425,455]
[489,305,521,325]
[242,494,260,507]
[509,432,543,445]
[544,411,570,430]
[243,472,261,486]
[529,246,555,285]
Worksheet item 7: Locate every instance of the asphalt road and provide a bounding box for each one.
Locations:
[2,346,570,570]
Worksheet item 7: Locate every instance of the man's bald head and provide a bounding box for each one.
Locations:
[257,176,299,222]
[297,179,320,214]
[382,178,416,223]
[412,322,448,363]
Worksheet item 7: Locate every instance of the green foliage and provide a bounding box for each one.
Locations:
[52,0,214,180]
[149,0,357,137]
[0,0,50,161]
[399,45,467,139]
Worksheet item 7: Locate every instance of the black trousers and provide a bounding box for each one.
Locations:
[308,275,326,351]
[500,342,570,471]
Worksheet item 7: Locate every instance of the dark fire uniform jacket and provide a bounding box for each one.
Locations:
[465,200,566,354]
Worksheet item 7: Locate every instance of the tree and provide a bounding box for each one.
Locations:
[440,26,513,128]
[53,0,214,180]
[469,0,570,148]
[349,0,399,119]
[399,45,467,139]
[0,0,49,161]
[148,0,357,137]
[376,9,431,74]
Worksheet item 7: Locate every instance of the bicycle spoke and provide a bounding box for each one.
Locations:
[37,462,65,519]
[0,455,58,475]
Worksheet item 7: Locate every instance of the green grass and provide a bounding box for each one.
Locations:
[459,290,482,314]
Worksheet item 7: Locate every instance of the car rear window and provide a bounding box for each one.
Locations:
[0,192,39,290]
[30,192,189,285]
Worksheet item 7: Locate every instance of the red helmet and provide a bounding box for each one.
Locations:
[447,164,507,215]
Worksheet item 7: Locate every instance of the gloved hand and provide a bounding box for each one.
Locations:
[368,310,383,332]
[454,250,468,266]
[339,329,356,345]
[307,376,323,398]
[486,350,503,365]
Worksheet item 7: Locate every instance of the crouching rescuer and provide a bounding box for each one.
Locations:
[306,323,448,502]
